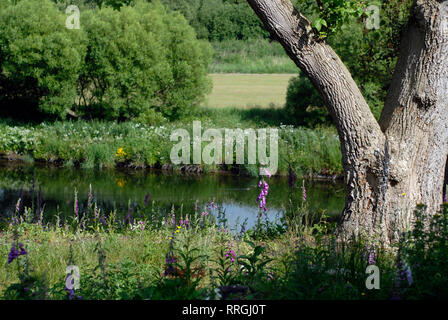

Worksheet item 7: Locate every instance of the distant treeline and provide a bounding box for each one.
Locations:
[55,0,271,41]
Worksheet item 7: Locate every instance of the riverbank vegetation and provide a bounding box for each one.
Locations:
[1,188,447,300]
[0,115,342,177]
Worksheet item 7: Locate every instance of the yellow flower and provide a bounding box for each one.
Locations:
[402,193,406,196]
[115,147,127,158]
[361,292,365,296]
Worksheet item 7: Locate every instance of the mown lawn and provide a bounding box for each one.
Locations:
[205,74,296,109]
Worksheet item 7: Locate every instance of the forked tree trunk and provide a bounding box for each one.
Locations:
[247,0,448,242]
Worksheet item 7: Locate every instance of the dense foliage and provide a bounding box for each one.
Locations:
[78,2,212,120]
[0,0,211,121]
[159,0,269,41]
[0,0,87,120]
[285,0,413,126]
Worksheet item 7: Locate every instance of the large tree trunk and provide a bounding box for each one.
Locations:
[248,0,448,242]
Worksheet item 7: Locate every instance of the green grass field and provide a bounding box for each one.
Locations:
[205,73,296,109]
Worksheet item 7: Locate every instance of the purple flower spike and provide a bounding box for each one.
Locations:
[8,242,27,264]
[256,180,269,212]
[18,243,27,256]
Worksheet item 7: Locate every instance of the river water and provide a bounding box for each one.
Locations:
[0,160,345,229]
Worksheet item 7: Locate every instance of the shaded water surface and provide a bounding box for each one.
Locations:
[0,161,345,228]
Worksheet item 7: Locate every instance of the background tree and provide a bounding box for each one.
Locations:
[0,0,87,120]
[77,1,212,121]
[248,0,448,242]
[0,0,212,122]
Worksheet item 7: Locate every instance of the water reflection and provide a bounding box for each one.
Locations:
[0,160,345,228]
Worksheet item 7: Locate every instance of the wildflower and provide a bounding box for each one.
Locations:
[257,180,269,212]
[209,201,218,210]
[15,198,21,214]
[180,218,189,227]
[366,244,376,265]
[264,168,271,178]
[18,243,27,255]
[392,244,413,299]
[164,252,177,277]
[225,243,236,263]
[115,147,127,158]
[67,287,75,300]
[8,243,19,264]
[8,242,27,264]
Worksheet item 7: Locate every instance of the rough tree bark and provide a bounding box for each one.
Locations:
[247,0,448,242]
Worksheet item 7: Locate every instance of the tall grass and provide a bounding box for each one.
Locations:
[209,39,297,74]
[3,193,448,299]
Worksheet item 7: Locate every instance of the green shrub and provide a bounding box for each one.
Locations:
[284,74,329,127]
[0,0,87,119]
[77,1,212,120]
